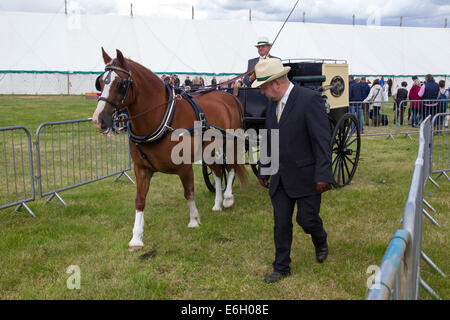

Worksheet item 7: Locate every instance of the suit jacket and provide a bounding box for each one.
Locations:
[259,83,333,198]
[243,55,279,86]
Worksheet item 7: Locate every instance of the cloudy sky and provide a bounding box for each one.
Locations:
[0,0,449,28]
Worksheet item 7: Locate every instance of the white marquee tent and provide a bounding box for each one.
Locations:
[0,11,449,94]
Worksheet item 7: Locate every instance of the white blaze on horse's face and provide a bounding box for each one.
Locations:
[92,72,119,132]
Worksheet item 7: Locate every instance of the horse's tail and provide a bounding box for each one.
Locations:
[234,163,249,187]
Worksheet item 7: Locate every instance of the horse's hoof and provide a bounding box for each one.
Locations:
[223,196,234,209]
[128,245,144,252]
[188,220,200,228]
[212,205,223,212]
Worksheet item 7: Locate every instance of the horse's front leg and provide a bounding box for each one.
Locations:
[128,164,153,251]
[222,167,235,209]
[178,165,200,228]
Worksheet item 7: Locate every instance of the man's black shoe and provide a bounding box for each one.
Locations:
[264,271,290,283]
[315,243,328,263]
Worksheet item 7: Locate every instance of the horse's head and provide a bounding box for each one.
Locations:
[93,48,134,134]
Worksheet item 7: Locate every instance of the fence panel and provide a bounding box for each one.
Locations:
[350,100,396,137]
[366,116,444,300]
[431,112,450,180]
[398,99,450,137]
[0,126,35,216]
[35,119,132,203]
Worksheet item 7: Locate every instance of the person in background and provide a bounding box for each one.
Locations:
[361,77,371,127]
[393,81,408,125]
[438,80,449,129]
[387,78,393,97]
[211,76,217,88]
[363,79,384,126]
[407,76,419,124]
[382,79,389,102]
[418,74,440,127]
[348,75,364,133]
[184,75,192,88]
[191,76,201,91]
[408,79,422,127]
[173,74,180,87]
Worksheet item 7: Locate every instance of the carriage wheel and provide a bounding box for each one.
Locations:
[202,162,230,193]
[331,113,361,187]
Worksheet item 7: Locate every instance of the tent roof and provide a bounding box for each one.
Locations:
[0,11,449,76]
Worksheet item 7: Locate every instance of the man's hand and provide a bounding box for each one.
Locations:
[250,72,256,83]
[316,182,331,193]
[258,178,269,188]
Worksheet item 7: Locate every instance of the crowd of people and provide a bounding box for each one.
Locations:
[349,74,449,131]
[160,73,245,92]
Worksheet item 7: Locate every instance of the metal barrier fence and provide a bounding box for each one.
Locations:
[349,99,450,140]
[365,115,446,300]
[35,119,134,205]
[0,126,35,216]
[398,99,450,138]
[349,100,396,137]
[1,119,133,216]
[431,112,450,183]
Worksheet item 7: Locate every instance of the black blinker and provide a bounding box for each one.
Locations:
[117,78,128,94]
[95,74,102,91]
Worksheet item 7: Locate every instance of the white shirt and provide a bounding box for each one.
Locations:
[277,82,294,117]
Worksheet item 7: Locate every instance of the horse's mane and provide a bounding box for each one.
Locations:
[126,58,164,85]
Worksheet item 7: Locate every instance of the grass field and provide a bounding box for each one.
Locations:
[0,95,448,300]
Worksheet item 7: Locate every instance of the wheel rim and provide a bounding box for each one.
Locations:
[331,114,361,187]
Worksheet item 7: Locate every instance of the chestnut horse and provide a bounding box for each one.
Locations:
[92,48,248,251]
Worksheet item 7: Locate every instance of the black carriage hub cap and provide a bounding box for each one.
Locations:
[330,76,345,97]
[343,148,353,155]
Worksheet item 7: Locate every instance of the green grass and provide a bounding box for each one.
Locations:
[0,95,448,300]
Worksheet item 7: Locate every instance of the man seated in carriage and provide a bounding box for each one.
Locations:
[243,36,280,87]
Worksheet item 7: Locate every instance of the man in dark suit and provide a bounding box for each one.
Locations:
[243,36,278,87]
[252,58,333,283]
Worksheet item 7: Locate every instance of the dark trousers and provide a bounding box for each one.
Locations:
[270,179,327,274]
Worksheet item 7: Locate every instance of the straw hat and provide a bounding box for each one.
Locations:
[251,58,291,88]
[255,36,272,47]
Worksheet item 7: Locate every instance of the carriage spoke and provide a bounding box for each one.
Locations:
[344,154,355,167]
[333,154,340,178]
[343,156,351,182]
[345,137,358,149]
[339,157,345,185]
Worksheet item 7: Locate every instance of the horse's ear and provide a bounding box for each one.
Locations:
[116,49,129,69]
[101,47,112,65]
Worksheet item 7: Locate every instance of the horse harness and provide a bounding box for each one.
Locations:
[96,61,244,170]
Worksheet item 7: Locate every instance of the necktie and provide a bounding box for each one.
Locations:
[277,100,283,123]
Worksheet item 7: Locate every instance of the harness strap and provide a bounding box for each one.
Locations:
[134,143,157,171]
[129,82,177,143]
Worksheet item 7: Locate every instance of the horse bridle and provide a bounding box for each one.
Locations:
[96,59,134,112]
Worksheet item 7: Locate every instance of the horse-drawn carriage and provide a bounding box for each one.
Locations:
[202,58,361,192]
[94,50,361,249]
